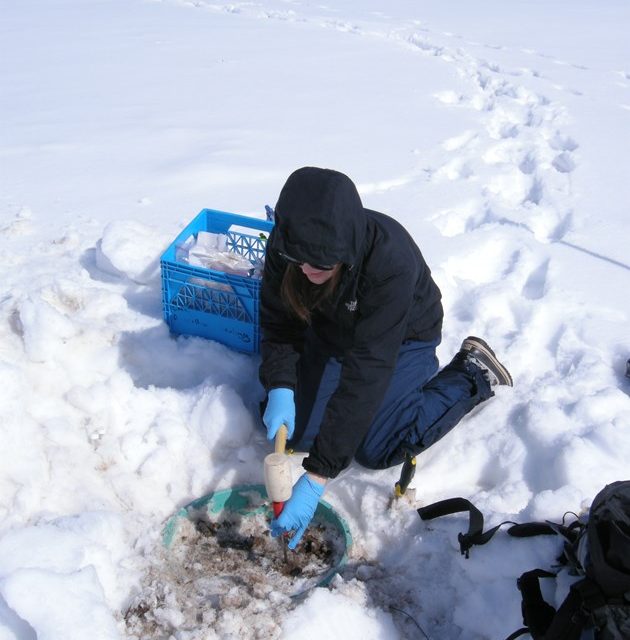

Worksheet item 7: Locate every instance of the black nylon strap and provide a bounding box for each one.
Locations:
[503,628,530,640]
[417,499,582,558]
[516,569,557,637]
[417,497,516,558]
[515,574,594,640]
[508,519,583,540]
[543,579,590,640]
[417,497,483,527]
[507,522,557,537]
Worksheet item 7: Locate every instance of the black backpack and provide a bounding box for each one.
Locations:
[417,481,630,640]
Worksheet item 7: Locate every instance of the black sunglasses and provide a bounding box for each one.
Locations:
[278,251,337,271]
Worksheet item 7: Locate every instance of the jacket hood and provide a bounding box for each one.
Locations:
[272,167,367,267]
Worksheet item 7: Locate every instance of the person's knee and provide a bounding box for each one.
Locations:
[354,446,399,470]
[354,450,383,470]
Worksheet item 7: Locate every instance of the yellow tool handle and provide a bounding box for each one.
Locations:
[394,453,416,497]
[275,424,288,454]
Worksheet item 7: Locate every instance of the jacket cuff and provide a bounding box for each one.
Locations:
[265,379,296,392]
[302,453,345,480]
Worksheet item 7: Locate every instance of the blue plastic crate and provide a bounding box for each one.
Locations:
[161,209,274,354]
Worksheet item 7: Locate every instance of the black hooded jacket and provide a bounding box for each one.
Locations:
[259,167,443,478]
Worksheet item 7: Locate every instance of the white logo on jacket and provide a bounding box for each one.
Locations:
[345,299,357,312]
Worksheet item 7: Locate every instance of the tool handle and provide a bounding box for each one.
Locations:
[275,424,288,454]
[394,454,416,497]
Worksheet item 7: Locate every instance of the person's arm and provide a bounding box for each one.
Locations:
[259,227,305,392]
[270,472,327,549]
[306,471,328,485]
[303,266,417,478]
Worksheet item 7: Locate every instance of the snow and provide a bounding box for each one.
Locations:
[280,588,399,639]
[1,0,629,638]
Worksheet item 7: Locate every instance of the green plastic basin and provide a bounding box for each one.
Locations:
[162,483,352,596]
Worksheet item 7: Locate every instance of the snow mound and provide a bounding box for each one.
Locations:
[95,220,172,284]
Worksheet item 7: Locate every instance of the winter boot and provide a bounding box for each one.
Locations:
[460,336,513,387]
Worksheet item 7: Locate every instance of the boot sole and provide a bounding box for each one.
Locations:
[461,337,513,387]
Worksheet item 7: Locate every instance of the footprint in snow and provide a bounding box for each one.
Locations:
[433,90,466,106]
[442,130,478,151]
[549,134,579,152]
[519,153,537,175]
[433,157,474,181]
[408,33,445,57]
[552,152,576,174]
[1,208,35,237]
[522,259,550,300]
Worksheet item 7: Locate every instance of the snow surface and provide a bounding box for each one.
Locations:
[1,0,630,638]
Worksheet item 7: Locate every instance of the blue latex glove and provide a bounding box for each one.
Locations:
[271,473,325,549]
[263,388,295,440]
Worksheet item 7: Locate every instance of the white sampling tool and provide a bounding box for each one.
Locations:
[263,425,292,518]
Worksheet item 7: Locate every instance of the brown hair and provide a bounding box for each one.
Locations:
[280,263,343,324]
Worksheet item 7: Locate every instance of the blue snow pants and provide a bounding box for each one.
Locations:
[289,335,493,469]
